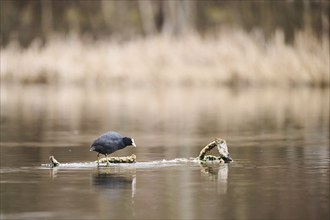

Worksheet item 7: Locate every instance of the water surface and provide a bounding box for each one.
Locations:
[1,85,329,219]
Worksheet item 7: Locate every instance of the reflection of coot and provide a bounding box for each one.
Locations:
[93,173,133,189]
[92,170,136,198]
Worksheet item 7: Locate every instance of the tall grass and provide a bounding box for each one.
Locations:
[1,29,329,87]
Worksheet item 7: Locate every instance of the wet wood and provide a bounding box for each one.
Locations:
[198,138,225,164]
[48,139,228,168]
[49,155,60,167]
[98,154,136,164]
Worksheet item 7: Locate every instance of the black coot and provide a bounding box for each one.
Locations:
[90,131,136,164]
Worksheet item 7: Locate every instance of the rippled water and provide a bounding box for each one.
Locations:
[1,85,329,219]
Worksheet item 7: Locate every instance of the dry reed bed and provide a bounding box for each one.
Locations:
[1,29,329,87]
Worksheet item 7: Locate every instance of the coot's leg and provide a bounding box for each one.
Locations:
[97,153,100,166]
[105,153,109,166]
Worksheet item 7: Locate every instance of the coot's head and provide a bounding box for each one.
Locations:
[216,138,233,162]
[123,137,136,147]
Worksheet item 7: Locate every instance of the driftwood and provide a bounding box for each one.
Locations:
[98,154,136,164]
[48,139,231,167]
[49,156,60,167]
[48,154,136,167]
[198,138,227,164]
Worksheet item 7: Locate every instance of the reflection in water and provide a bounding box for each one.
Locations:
[93,168,136,198]
[49,167,58,179]
[200,164,228,195]
[1,85,328,152]
[0,85,329,220]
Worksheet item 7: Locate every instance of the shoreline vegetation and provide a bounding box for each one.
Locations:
[1,29,329,88]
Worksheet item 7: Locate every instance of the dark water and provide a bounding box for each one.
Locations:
[1,85,329,220]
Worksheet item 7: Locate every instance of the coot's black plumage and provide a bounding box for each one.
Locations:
[90,131,136,165]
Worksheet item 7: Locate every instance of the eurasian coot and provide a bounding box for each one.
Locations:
[90,131,136,165]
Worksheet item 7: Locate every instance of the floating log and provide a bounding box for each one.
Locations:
[48,154,136,167]
[98,154,136,164]
[48,139,231,168]
[198,138,227,164]
[49,155,60,167]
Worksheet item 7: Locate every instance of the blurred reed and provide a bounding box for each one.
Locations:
[1,29,329,87]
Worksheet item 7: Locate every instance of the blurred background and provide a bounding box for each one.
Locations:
[0,0,329,86]
[1,0,329,45]
[1,1,329,220]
